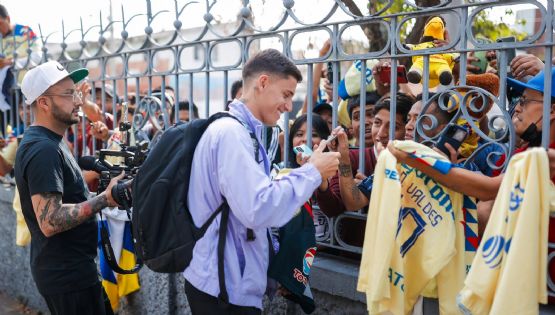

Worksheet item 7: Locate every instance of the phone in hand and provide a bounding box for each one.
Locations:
[357,174,374,199]
[378,65,408,84]
[471,50,488,74]
[326,134,337,144]
[436,124,469,158]
[293,144,313,159]
[496,36,516,76]
[326,61,340,85]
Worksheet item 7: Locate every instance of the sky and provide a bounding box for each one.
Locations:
[3,0,548,51]
[6,0,339,40]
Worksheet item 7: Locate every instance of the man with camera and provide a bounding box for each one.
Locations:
[15,61,123,315]
[184,49,340,314]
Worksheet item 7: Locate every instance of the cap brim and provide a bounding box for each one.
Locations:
[507,76,534,94]
[68,68,88,84]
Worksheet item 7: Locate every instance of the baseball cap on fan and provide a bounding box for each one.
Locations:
[21,61,89,105]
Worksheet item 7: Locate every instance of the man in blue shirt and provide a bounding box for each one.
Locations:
[184,49,341,314]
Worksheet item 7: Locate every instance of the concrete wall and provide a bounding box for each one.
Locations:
[3,183,554,315]
[0,185,367,315]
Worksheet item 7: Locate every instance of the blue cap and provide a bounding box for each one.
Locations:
[507,68,555,98]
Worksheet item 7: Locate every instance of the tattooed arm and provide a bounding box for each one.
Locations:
[338,160,369,211]
[31,172,124,237]
[335,130,369,211]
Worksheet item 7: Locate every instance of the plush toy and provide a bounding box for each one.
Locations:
[336,59,379,127]
[453,73,500,158]
[406,16,458,88]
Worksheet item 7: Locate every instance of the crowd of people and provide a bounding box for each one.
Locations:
[2,4,555,315]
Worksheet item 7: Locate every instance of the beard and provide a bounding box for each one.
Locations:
[51,102,78,125]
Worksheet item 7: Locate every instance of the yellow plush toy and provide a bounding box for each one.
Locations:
[406,16,458,88]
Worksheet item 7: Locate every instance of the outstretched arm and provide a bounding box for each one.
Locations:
[301,40,331,114]
[388,142,503,201]
[334,129,369,210]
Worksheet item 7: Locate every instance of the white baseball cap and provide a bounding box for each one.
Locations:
[21,60,88,105]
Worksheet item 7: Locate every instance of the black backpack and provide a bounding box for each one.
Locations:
[131,112,258,303]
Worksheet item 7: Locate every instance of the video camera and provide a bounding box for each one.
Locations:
[79,102,149,210]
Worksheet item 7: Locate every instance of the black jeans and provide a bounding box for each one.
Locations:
[185,280,261,315]
[43,282,114,315]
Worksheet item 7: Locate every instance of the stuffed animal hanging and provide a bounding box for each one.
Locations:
[406,16,458,88]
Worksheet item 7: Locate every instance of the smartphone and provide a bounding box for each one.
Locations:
[471,50,488,74]
[378,65,408,84]
[357,174,374,199]
[293,144,313,159]
[496,36,516,76]
[326,134,337,143]
[436,124,469,157]
[327,62,340,85]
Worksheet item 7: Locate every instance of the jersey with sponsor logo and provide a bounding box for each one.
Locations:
[458,148,554,315]
[357,140,476,315]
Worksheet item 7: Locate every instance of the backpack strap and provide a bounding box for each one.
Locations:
[230,116,261,241]
[199,112,264,306]
[193,201,227,239]
[217,113,260,242]
[217,199,230,306]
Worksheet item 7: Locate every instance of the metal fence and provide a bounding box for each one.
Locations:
[3,0,555,293]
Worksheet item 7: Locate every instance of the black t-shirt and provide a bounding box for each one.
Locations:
[14,126,98,295]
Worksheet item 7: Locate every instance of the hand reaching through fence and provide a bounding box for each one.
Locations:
[510,54,544,82]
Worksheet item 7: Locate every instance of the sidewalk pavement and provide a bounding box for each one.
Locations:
[0,292,38,315]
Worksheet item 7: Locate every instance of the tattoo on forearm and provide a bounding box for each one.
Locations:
[38,197,53,224]
[339,163,352,177]
[37,193,109,235]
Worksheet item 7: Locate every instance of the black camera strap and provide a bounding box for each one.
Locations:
[99,211,143,274]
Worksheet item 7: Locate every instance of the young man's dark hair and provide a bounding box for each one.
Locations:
[174,100,198,116]
[242,49,303,83]
[415,92,435,103]
[347,91,381,119]
[226,80,244,111]
[171,100,198,122]
[230,80,243,100]
[288,114,330,168]
[128,94,137,106]
[372,92,414,124]
[0,5,8,19]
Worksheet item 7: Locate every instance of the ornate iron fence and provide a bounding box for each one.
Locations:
[3,0,555,294]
